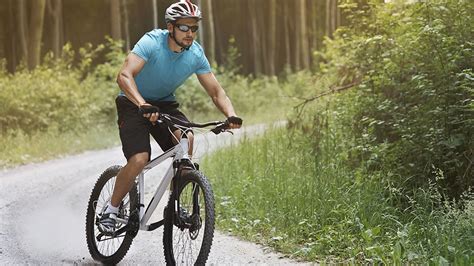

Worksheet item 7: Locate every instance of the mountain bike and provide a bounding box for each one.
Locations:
[85,113,239,265]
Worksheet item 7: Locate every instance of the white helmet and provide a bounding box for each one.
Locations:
[165,1,202,23]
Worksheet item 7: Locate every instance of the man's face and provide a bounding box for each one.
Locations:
[171,18,199,47]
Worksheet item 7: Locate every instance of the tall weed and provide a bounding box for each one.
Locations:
[203,115,474,263]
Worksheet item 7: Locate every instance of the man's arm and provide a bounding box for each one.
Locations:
[197,72,241,128]
[117,53,159,122]
[116,53,147,107]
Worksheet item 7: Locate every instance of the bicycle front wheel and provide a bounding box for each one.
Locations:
[85,165,138,264]
[163,170,215,265]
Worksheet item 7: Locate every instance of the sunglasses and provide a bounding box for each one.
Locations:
[175,24,199,33]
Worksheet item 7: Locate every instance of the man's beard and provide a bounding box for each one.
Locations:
[172,29,193,50]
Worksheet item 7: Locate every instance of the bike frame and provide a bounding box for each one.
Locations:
[129,136,191,231]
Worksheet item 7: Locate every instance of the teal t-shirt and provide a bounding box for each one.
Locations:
[126,29,211,102]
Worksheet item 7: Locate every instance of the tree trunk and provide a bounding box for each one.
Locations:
[17,0,28,64]
[28,0,46,69]
[110,0,122,40]
[326,0,331,38]
[294,1,301,70]
[201,0,215,63]
[152,0,158,29]
[212,0,223,65]
[46,0,63,58]
[332,0,337,34]
[311,0,318,51]
[299,0,310,69]
[197,0,204,49]
[283,1,291,71]
[248,0,261,74]
[258,1,268,75]
[121,0,130,50]
[5,0,17,72]
[267,0,276,76]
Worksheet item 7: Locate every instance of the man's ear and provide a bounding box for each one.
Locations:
[166,22,173,32]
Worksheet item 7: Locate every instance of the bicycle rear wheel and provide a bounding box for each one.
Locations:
[163,170,215,265]
[85,165,138,264]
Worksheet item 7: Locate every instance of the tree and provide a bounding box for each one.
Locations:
[201,0,215,63]
[152,0,158,29]
[110,0,122,40]
[121,0,130,50]
[293,1,301,70]
[326,0,339,38]
[248,0,262,74]
[17,0,28,64]
[3,0,17,72]
[27,0,47,69]
[46,0,64,58]
[283,1,292,71]
[267,0,276,76]
[298,0,310,69]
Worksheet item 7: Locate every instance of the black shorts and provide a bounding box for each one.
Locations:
[115,96,191,161]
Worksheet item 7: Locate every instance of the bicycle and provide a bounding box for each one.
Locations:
[85,113,240,265]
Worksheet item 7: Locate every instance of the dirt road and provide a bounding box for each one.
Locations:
[0,123,308,265]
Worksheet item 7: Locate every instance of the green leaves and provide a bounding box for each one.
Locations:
[0,39,125,135]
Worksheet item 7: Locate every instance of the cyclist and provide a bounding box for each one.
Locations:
[99,0,242,233]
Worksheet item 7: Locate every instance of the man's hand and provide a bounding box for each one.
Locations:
[138,103,160,123]
[227,116,243,129]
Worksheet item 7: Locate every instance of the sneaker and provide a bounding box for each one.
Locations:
[98,212,117,234]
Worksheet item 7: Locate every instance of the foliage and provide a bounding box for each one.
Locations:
[315,0,474,198]
[203,124,474,263]
[0,38,125,167]
[203,0,473,263]
[0,38,125,135]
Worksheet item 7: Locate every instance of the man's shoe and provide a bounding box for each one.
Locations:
[98,212,117,234]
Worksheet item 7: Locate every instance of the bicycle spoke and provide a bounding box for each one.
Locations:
[170,179,206,264]
[93,177,128,256]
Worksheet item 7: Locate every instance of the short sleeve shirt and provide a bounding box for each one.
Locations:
[126,29,211,102]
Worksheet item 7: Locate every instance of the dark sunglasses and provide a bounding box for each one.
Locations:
[175,24,199,33]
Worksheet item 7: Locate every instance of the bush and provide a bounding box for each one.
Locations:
[310,0,474,199]
[200,0,474,262]
[0,38,125,135]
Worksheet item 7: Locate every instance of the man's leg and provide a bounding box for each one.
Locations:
[111,152,149,207]
[99,96,150,233]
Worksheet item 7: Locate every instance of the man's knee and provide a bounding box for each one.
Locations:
[127,152,149,169]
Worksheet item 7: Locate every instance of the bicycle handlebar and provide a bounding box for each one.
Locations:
[158,113,241,135]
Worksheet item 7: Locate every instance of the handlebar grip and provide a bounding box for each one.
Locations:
[138,105,160,115]
[227,116,243,125]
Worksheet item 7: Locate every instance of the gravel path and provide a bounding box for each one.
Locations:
[0,123,310,265]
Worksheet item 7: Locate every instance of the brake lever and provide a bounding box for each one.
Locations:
[211,123,228,135]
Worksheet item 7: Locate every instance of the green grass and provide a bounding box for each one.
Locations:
[202,126,474,264]
[0,124,119,169]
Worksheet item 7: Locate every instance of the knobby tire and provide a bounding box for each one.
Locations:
[163,170,215,265]
[85,165,138,265]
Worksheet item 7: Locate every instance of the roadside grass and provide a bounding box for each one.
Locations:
[202,126,474,264]
[0,124,119,168]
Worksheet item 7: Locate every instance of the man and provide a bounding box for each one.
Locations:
[99,0,242,233]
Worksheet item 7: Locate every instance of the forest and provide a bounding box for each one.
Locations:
[0,0,344,75]
[0,0,473,264]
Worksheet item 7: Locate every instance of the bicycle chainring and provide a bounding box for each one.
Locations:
[127,209,140,237]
